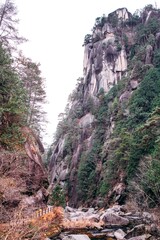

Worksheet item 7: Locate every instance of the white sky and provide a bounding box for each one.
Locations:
[8,0,160,145]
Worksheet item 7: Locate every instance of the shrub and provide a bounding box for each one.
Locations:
[50,185,66,207]
[77,151,96,201]
[99,179,110,197]
[142,158,160,206]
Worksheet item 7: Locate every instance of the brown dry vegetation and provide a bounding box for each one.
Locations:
[0,206,105,240]
[0,206,63,239]
[0,149,47,222]
[62,218,104,230]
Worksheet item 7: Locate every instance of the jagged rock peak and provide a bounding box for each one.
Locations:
[82,8,133,97]
[48,4,160,209]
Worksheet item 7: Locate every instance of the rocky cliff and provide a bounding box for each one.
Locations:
[49,5,160,208]
[0,127,48,223]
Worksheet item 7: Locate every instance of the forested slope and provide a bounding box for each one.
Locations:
[0,0,48,223]
[49,5,160,209]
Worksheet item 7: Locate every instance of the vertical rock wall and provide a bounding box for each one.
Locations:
[49,8,134,206]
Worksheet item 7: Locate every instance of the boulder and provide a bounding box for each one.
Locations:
[85,208,95,215]
[142,212,153,224]
[79,113,95,128]
[102,212,129,226]
[69,211,85,220]
[130,80,138,90]
[124,213,143,226]
[125,224,145,239]
[114,229,126,239]
[62,234,91,240]
[65,206,76,213]
[127,234,151,240]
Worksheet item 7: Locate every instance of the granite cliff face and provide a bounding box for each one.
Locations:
[49,6,160,208]
[83,8,129,96]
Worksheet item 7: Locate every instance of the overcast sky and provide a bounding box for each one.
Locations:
[10,0,160,145]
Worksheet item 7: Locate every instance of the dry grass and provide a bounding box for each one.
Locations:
[62,218,104,230]
[0,206,106,239]
[0,207,64,240]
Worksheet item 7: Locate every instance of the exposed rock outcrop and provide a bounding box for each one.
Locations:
[0,128,48,222]
[48,5,160,210]
[48,8,133,206]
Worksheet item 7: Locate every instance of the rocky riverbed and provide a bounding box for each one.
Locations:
[47,204,160,240]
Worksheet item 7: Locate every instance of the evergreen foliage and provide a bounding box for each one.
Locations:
[128,68,160,127]
[50,185,66,207]
[17,55,46,134]
[0,0,46,148]
[52,4,160,207]
[0,0,26,48]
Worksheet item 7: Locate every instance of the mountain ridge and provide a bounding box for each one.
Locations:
[48,4,160,209]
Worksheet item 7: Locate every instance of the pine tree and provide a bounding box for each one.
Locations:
[0,0,26,49]
[0,44,27,148]
[17,54,47,135]
[0,0,47,147]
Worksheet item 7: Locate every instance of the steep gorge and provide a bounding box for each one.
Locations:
[48,5,160,209]
[1,3,160,239]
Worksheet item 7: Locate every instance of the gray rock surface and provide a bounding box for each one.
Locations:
[130,80,138,90]
[127,234,151,240]
[125,224,145,239]
[62,235,91,240]
[102,212,129,226]
[59,206,159,240]
[114,229,126,239]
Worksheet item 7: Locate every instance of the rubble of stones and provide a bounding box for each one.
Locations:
[50,204,160,240]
